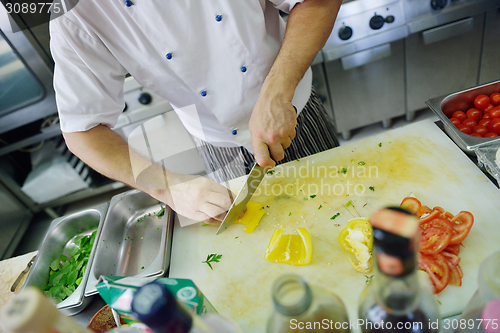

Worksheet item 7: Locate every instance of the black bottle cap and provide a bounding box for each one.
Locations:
[370,207,419,276]
[131,281,193,333]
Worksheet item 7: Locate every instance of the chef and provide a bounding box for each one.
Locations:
[50,0,342,224]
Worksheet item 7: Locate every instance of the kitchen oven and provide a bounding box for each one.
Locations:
[317,0,500,140]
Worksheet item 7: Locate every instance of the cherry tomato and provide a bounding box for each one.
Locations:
[489,106,500,119]
[478,118,491,127]
[484,132,499,138]
[488,118,500,135]
[457,124,472,134]
[452,111,467,122]
[484,104,495,114]
[471,133,483,137]
[472,125,488,136]
[466,108,483,121]
[449,118,461,126]
[449,211,474,245]
[462,118,477,128]
[474,95,491,109]
[490,92,500,105]
[483,113,491,119]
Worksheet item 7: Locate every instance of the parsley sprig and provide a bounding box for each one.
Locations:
[202,253,222,270]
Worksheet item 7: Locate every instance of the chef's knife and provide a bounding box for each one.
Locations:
[216,163,266,235]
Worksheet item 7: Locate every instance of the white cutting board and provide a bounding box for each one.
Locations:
[169,119,500,332]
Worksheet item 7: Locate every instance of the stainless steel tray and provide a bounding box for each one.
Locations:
[24,202,108,316]
[85,190,173,297]
[475,143,500,187]
[426,80,500,154]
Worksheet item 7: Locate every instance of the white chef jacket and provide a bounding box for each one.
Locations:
[50,0,313,152]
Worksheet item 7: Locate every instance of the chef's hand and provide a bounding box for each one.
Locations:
[162,174,234,225]
[249,90,297,169]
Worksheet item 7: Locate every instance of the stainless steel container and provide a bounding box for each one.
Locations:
[475,144,500,187]
[426,80,500,154]
[24,202,108,315]
[85,190,174,297]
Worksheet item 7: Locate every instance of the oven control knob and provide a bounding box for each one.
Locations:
[338,26,353,41]
[431,0,447,10]
[385,15,395,24]
[369,15,385,30]
[138,92,152,105]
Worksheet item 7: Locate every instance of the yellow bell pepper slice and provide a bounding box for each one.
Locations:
[338,218,373,273]
[264,228,312,266]
[244,210,265,234]
[235,201,264,225]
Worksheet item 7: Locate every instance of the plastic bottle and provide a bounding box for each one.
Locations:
[130,281,242,333]
[358,207,440,333]
[0,287,92,333]
[266,273,351,333]
[456,251,500,333]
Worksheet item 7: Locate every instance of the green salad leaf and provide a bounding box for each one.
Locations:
[42,230,97,303]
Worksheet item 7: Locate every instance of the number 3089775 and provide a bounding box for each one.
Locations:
[442,319,498,330]
[4,2,65,14]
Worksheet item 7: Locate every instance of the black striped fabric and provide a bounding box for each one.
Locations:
[194,89,339,183]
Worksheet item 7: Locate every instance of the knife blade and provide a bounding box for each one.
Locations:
[216,163,266,235]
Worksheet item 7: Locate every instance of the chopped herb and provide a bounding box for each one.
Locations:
[359,185,363,190]
[365,275,374,285]
[141,266,145,269]
[156,206,165,218]
[437,300,442,305]
[136,216,146,223]
[266,170,275,175]
[235,237,239,239]
[378,143,382,147]
[358,161,366,166]
[351,159,354,163]
[345,200,352,207]
[303,198,308,201]
[341,168,347,174]
[330,213,340,220]
[295,159,300,162]
[318,205,322,210]
[288,212,292,216]
[310,195,316,198]
[157,227,160,230]
[369,186,375,192]
[202,253,223,270]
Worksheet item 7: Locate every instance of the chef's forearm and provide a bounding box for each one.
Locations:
[264,0,341,99]
[62,125,166,199]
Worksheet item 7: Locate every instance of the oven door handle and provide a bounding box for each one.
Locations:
[340,43,392,71]
[422,17,474,45]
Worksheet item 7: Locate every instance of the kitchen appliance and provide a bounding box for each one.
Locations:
[322,0,408,140]
[216,163,265,235]
[169,119,500,332]
[0,4,56,135]
[403,0,500,120]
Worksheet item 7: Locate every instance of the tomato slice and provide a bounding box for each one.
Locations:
[420,226,452,254]
[421,217,454,233]
[400,197,422,215]
[420,210,440,224]
[443,243,461,256]
[448,262,463,287]
[449,211,474,245]
[441,251,460,266]
[419,253,450,294]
